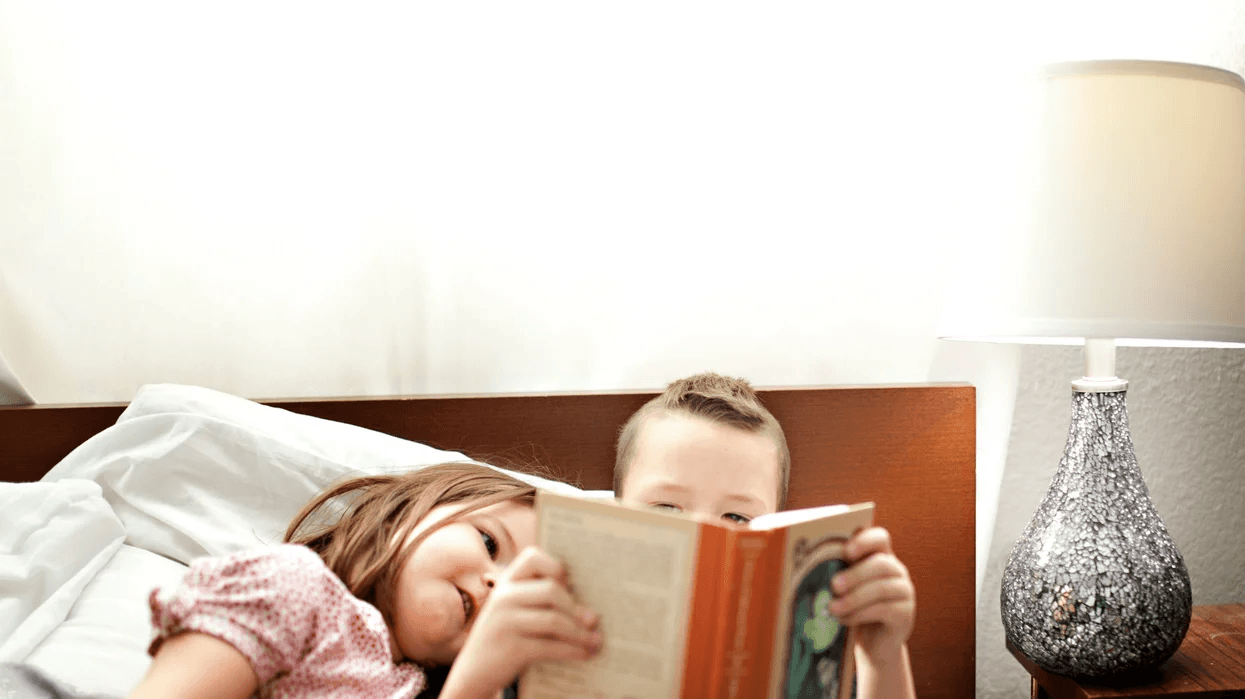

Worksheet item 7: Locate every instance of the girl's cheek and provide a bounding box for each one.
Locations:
[401,588,454,656]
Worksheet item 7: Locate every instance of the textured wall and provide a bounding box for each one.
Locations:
[977,346,1245,697]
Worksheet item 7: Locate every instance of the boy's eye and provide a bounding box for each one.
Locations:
[651,503,682,513]
[723,513,752,525]
[478,528,499,559]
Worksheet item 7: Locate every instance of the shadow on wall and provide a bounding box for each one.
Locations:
[0,352,33,405]
[927,340,1021,602]
[0,273,37,404]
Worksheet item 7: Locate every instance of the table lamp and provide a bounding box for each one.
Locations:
[941,60,1245,678]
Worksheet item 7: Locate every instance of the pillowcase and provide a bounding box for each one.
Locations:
[0,479,125,663]
[113,384,470,472]
[42,384,609,565]
[115,384,601,495]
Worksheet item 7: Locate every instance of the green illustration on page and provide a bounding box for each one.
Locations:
[785,559,848,699]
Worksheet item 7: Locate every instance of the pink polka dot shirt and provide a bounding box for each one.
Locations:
[148,544,426,698]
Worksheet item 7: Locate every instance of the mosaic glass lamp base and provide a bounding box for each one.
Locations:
[1000,388,1192,678]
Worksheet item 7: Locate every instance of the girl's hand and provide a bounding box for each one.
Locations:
[439,546,602,699]
[830,527,915,666]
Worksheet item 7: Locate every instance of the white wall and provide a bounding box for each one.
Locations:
[0,1,1040,601]
[0,3,1021,400]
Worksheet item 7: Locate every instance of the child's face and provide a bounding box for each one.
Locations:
[620,412,780,525]
[390,499,535,666]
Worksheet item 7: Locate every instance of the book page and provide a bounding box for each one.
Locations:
[520,492,700,699]
[765,503,874,699]
[749,503,853,531]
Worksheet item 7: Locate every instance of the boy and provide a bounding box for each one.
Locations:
[615,372,917,699]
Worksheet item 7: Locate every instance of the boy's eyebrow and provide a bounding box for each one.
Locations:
[646,481,692,493]
[479,514,516,553]
[644,483,766,509]
[722,494,766,507]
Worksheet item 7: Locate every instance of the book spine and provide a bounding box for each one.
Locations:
[679,523,730,699]
[713,529,786,699]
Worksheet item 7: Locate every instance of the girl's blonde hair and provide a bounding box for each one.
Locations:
[285,462,537,627]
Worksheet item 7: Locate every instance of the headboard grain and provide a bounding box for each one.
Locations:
[0,384,975,697]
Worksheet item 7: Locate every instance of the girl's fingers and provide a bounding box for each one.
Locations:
[504,608,605,651]
[504,546,571,586]
[496,578,599,628]
[521,637,601,663]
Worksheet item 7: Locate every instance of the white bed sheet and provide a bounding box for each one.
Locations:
[0,480,125,664]
[23,545,188,697]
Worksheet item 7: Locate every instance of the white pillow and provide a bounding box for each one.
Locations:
[114,384,469,471]
[23,544,188,697]
[42,384,609,565]
[0,479,125,662]
[116,384,601,497]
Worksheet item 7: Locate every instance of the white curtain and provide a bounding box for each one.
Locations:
[3,0,1242,602]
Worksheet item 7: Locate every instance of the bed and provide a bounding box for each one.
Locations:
[0,382,975,698]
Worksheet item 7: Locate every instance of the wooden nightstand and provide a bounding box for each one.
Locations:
[1008,604,1245,698]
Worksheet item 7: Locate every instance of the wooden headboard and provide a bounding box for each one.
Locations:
[0,384,975,697]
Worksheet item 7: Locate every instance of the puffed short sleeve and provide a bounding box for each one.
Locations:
[148,545,338,686]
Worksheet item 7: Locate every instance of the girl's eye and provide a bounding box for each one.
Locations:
[724,513,752,524]
[651,503,682,512]
[479,528,499,559]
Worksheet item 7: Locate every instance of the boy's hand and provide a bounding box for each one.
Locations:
[829,527,915,667]
[440,547,602,699]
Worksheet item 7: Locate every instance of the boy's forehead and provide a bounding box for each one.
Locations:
[636,411,775,452]
[627,412,780,506]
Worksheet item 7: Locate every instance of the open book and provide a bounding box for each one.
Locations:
[519,492,875,699]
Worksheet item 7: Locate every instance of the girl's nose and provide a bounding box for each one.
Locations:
[482,568,498,589]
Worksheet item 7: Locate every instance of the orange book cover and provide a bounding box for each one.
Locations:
[519,492,874,699]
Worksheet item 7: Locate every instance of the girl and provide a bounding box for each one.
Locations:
[127,462,602,699]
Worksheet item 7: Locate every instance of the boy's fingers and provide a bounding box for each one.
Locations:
[829,577,915,620]
[835,595,916,632]
[844,526,894,561]
[832,553,909,595]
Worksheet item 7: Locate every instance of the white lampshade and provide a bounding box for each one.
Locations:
[941,60,1245,348]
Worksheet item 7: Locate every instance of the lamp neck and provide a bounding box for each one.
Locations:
[1072,338,1128,393]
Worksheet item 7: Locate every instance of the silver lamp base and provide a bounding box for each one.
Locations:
[1000,388,1192,678]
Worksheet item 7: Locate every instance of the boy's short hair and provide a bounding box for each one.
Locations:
[614,372,791,508]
